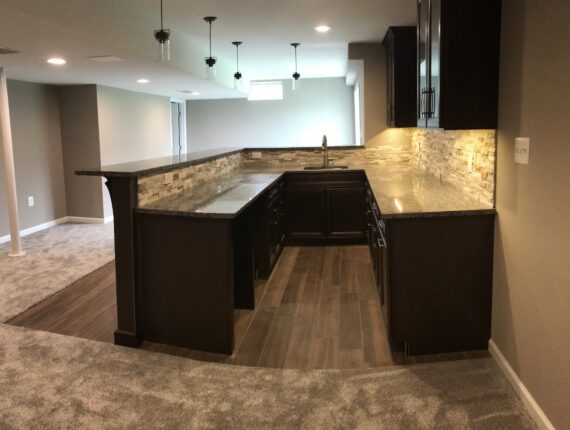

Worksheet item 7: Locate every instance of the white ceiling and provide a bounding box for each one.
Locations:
[0,0,415,99]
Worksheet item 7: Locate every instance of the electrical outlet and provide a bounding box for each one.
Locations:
[28,196,34,207]
[515,137,530,164]
[216,185,222,194]
[251,152,262,160]
[467,153,474,171]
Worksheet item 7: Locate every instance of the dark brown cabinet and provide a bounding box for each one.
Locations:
[285,172,367,245]
[382,26,417,127]
[417,0,502,130]
[382,214,495,355]
[254,181,286,279]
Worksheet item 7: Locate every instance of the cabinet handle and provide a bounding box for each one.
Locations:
[429,87,436,118]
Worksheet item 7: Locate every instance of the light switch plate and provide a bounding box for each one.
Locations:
[515,137,530,164]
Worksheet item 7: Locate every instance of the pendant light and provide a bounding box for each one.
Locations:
[232,41,243,90]
[204,16,217,80]
[154,0,170,62]
[291,43,301,90]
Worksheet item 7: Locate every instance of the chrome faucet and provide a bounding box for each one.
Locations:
[322,135,329,167]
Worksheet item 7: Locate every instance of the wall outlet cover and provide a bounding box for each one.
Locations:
[515,137,530,164]
[28,196,34,207]
[251,152,262,159]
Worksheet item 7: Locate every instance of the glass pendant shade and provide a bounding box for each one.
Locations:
[205,58,217,80]
[157,37,171,62]
[234,73,243,90]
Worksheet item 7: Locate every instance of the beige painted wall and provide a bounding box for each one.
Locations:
[58,85,105,219]
[348,43,412,152]
[96,85,172,217]
[493,0,570,428]
[0,80,67,237]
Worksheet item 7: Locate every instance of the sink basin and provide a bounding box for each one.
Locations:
[304,165,349,170]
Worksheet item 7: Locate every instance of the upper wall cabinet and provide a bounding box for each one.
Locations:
[417,0,502,130]
[382,26,417,128]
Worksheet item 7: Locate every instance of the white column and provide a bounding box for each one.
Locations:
[0,68,25,257]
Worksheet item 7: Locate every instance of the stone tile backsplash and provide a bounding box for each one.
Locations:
[137,129,496,208]
[138,152,243,207]
[410,129,496,206]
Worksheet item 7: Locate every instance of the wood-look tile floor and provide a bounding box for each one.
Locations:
[7,245,488,369]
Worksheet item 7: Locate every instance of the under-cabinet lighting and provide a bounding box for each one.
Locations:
[394,199,403,213]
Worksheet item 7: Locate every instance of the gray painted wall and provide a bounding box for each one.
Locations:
[96,85,172,217]
[186,78,355,150]
[0,80,67,237]
[58,85,105,219]
[492,0,570,427]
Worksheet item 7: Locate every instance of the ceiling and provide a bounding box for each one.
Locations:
[0,0,415,99]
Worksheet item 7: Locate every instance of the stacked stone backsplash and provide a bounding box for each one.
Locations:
[138,152,243,207]
[137,129,496,207]
[410,129,496,205]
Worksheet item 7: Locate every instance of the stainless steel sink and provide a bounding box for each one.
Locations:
[304,165,349,170]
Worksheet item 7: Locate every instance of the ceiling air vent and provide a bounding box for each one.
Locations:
[86,55,124,63]
[0,47,19,55]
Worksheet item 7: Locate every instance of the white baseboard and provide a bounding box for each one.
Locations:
[0,217,68,244]
[0,215,114,244]
[489,339,556,430]
[66,216,106,224]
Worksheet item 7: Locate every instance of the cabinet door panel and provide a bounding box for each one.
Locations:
[326,187,366,238]
[286,187,325,238]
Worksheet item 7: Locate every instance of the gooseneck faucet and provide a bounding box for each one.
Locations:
[322,134,328,167]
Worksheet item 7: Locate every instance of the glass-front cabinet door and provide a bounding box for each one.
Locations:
[428,0,441,128]
[417,0,429,127]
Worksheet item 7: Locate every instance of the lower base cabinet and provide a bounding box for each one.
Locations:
[381,214,495,355]
[285,172,367,245]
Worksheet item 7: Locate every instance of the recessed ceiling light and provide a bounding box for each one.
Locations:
[315,25,331,33]
[137,78,150,84]
[190,91,200,96]
[47,58,66,65]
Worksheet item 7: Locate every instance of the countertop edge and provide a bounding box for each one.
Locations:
[76,146,368,178]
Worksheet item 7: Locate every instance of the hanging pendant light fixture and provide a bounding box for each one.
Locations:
[232,41,243,90]
[154,0,171,62]
[290,43,301,90]
[204,16,217,80]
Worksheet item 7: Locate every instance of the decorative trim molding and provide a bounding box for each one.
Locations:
[489,339,556,430]
[0,217,68,244]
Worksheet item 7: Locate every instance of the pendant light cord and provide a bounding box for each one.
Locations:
[160,0,164,30]
[295,47,298,73]
[209,22,212,57]
[236,45,240,72]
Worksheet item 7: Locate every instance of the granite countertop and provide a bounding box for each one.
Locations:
[137,164,495,219]
[76,146,364,178]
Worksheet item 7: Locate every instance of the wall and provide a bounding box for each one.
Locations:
[186,78,356,150]
[492,0,570,428]
[96,85,172,217]
[58,85,105,219]
[0,80,67,237]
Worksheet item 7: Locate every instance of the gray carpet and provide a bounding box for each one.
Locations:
[0,324,537,430]
[0,223,115,322]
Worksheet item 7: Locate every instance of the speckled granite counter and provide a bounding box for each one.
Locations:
[137,164,494,219]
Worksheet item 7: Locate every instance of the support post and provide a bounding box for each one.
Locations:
[0,68,25,257]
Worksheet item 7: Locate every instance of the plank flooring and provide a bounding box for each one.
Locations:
[7,245,488,369]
